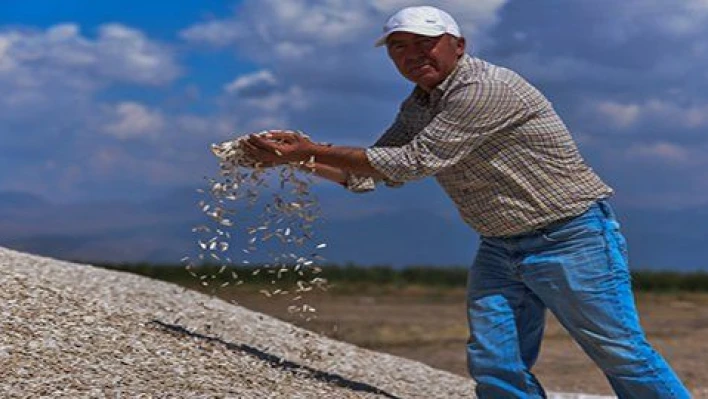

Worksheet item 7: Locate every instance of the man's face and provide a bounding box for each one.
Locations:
[386,32,465,92]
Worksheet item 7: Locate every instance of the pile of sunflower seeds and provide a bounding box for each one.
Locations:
[1,246,487,398]
[183,131,328,320]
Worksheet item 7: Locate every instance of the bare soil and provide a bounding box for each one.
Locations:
[215,285,708,397]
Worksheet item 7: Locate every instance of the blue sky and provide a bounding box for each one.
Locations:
[1,1,708,218]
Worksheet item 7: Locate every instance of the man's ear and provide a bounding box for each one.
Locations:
[455,37,466,56]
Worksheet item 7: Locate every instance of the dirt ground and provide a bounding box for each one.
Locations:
[209,285,708,397]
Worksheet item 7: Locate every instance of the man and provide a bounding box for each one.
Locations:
[242,5,689,399]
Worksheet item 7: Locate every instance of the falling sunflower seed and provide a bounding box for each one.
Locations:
[188,131,331,320]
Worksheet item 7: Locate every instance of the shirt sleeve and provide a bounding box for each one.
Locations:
[343,110,411,193]
[366,80,532,182]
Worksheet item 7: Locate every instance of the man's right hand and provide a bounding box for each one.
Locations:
[241,130,314,167]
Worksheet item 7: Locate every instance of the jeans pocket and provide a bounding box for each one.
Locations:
[541,223,603,244]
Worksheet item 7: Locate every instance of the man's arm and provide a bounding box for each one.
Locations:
[297,161,347,185]
[242,133,386,180]
[364,81,533,182]
[309,145,385,179]
[244,79,532,184]
[332,111,413,190]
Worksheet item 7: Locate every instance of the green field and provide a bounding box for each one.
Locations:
[95,262,708,293]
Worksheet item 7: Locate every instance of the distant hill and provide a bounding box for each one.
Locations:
[0,188,706,270]
[0,191,49,210]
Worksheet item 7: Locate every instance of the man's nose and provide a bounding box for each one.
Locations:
[405,43,426,57]
[403,46,426,62]
[404,53,426,66]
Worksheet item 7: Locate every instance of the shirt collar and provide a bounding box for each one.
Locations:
[435,54,468,94]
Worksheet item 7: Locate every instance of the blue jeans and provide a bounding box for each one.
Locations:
[466,200,689,398]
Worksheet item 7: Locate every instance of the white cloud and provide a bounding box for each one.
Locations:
[94,24,179,84]
[179,19,244,47]
[594,99,708,130]
[179,0,510,140]
[4,1,708,212]
[595,1,708,42]
[0,22,182,131]
[0,22,253,202]
[488,1,708,96]
[87,146,199,186]
[183,1,370,51]
[220,69,310,131]
[248,85,308,112]
[656,0,708,36]
[181,0,509,59]
[101,102,165,140]
[505,52,629,83]
[0,36,13,70]
[224,70,277,94]
[595,101,641,129]
[0,23,179,96]
[626,141,692,165]
[644,99,708,128]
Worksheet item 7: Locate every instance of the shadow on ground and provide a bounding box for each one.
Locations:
[149,319,402,399]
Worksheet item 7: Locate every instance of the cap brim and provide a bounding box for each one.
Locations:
[374,27,446,47]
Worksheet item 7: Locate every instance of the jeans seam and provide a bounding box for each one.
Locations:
[601,217,679,398]
[517,288,537,397]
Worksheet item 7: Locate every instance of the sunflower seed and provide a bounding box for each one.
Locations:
[189,131,331,321]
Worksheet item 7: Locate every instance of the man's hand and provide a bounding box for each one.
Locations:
[242,130,316,167]
[241,129,385,180]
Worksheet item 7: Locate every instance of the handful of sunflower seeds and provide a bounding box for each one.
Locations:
[209,130,314,168]
[184,131,328,320]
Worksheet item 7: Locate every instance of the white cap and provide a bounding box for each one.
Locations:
[374,6,462,47]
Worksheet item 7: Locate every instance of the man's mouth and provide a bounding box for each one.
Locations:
[408,64,432,74]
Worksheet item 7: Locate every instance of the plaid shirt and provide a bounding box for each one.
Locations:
[347,54,613,237]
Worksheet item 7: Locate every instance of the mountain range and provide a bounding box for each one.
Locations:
[0,188,705,271]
